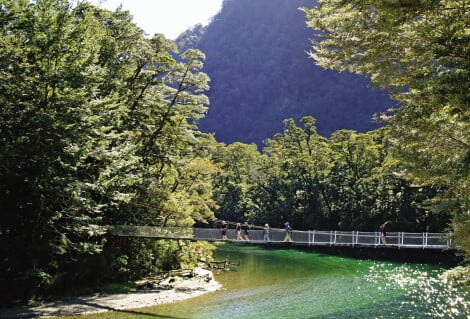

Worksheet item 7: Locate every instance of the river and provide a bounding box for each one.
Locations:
[86,243,469,318]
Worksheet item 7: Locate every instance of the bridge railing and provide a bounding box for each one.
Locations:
[109,226,452,250]
[111,225,193,239]
[304,230,451,249]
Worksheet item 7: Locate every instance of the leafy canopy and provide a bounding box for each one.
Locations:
[302,0,470,259]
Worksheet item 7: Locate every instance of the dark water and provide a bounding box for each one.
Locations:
[94,243,469,318]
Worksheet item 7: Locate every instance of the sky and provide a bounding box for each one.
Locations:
[91,0,224,39]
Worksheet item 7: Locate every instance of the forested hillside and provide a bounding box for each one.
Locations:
[177,0,394,144]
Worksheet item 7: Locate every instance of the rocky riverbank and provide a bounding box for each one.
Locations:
[0,268,221,318]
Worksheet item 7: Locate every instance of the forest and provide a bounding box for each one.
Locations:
[0,0,468,305]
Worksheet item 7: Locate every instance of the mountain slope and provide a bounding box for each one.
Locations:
[178,0,394,145]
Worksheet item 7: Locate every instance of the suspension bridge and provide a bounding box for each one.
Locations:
[108,224,454,250]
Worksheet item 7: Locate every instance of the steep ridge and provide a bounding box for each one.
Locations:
[177,0,395,145]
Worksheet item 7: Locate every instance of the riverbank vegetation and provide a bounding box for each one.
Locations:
[302,0,469,274]
[0,0,217,305]
[0,0,468,306]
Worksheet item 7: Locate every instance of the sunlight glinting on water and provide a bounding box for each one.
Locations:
[364,263,469,318]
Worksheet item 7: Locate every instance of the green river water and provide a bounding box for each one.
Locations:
[86,243,469,318]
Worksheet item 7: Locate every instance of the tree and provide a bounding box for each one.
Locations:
[327,130,383,229]
[0,0,214,302]
[303,0,470,260]
[211,141,264,223]
[259,117,332,229]
[243,117,448,232]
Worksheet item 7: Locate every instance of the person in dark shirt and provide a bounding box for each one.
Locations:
[380,223,387,244]
[221,221,228,240]
[243,221,250,240]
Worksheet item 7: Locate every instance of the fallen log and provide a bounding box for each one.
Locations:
[198,259,240,270]
[135,268,201,290]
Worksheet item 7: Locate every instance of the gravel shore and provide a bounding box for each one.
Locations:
[0,268,221,318]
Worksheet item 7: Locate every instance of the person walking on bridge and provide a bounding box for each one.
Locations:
[380,222,388,244]
[236,223,242,240]
[263,224,270,241]
[283,222,292,242]
[243,221,250,240]
[221,221,228,240]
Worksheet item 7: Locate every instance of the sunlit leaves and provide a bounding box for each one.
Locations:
[0,0,215,299]
[303,0,470,260]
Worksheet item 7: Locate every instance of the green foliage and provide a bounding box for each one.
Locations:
[302,0,469,260]
[0,0,215,303]
[178,241,217,268]
[210,141,265,223]
[441,266,470,288]
[211,117,447,232]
